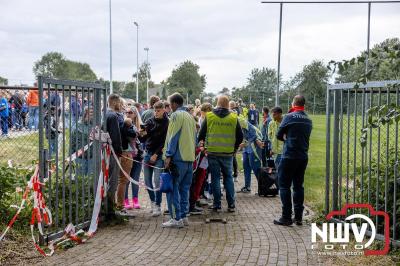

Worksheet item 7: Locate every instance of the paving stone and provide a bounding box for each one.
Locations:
[38,175,323,265]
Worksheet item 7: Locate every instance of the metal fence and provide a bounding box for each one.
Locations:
[325,80,400,247]
[36,77,107,241]
[1,78,107,242]
[0,86,42,166]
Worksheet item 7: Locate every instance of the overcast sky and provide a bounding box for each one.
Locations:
[0,0,399,93]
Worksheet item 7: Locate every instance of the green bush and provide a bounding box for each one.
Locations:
[0,165,35,230]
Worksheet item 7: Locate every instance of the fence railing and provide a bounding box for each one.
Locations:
[325,80,400,247]
[36,77,107,242]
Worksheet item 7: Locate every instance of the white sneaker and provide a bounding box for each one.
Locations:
[149,202,155,214]
[115,208,134,217]
[162,219,184,228]
[182,217,189,226]
[152,205,161,217]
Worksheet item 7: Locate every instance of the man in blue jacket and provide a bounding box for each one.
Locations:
[0,91,9,137]
[274,95,312,226]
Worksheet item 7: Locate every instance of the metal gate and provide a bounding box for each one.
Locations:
[325,80,400,246]
[37,76,107,241]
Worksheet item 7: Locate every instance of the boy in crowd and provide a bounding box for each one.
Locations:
[141,95,160,123]
[140,101,169,216]
[260,107,272,167]
[248,103,259,126]
[268,107,284,169]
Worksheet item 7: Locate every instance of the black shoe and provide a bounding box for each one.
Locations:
[293,218,303,226]
[273,217,293,226]
[237,187,251,193]
[227,205,236,213]
[190,206,203,215]
[208,205,222,212]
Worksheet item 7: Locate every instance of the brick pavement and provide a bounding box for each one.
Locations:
[40,176,324,266]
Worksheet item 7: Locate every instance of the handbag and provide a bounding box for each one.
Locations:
[159,171,173,193]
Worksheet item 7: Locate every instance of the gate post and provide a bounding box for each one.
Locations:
[332,90,340,211]
[325,87,331,215]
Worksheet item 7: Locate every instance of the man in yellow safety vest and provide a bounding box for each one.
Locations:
[198,95,243,212]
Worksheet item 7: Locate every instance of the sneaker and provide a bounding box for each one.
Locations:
[189,206,203,215]
[124,199,133,210]
[152,205,161,217]
[293,218,303,226]
[182,217,189,226]
[197,198,209,206]
[162,219,184,228]
[227,206,236,213]
[132,197,141,209]
[208,205,222,212]
[163,209,169,215]
[237,187,251,193]
[273,217,293,226]
[149,202,155,214]
[115,208,132,217]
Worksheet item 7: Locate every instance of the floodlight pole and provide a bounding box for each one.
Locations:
[276,3,283,107]
[366,2,371,74]
[134,21,139,102]
[144,47,149,102]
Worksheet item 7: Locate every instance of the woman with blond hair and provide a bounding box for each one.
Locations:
[124,105,144,209]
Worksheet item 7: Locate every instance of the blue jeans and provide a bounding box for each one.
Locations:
[0,116,8,135]
[28,106,39,130]
[166,161,193,220]
[275,154,282,170]
[48,138,57,157]
[208,155,235,208]
[243,152,261,189]
[125,160,142,199]
[278,158,308,220]
[143,152,163,206]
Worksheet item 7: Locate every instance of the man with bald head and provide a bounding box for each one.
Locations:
[198,95,243,212]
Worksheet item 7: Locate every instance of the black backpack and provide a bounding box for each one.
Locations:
[257,167,279,197]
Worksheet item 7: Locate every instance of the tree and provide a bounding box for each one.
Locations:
[0,76,7,85]
[218,87,230,95]
[165,60,206,103]
[295,60,329,113]
[335,38,400,83]
[132,62,155,103]
[33,52,97,81]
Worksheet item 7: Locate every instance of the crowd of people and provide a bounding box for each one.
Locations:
[103,92,312,228]
[1,83,313,227]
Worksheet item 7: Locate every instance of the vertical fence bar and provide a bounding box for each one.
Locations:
[360,87,366,205]
[384,90,390,214]
[54,84,60,229]
[68,86,73,224]
[37,76,45,245]
[353,89,358,211]
[394,85,399,241]
[376,88,382,227]
[62,86,66,228]
[346,89,351,204]
[325,88,331,214]
[75,86,79,226]
[332,90,340,211]
[368,88,373,207]
[87,88,92,218]
[80,87,86,221]
[339,90,344,208]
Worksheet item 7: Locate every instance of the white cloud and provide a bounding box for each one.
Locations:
[0,0,399,93]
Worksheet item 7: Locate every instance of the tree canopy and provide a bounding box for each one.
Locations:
[33,52,97,81]
[165,60,206,103]
[0,76,7,85]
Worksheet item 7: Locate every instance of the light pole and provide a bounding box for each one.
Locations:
[134,21,139,102]
[144,47,149,103]
[109,0,113,94]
